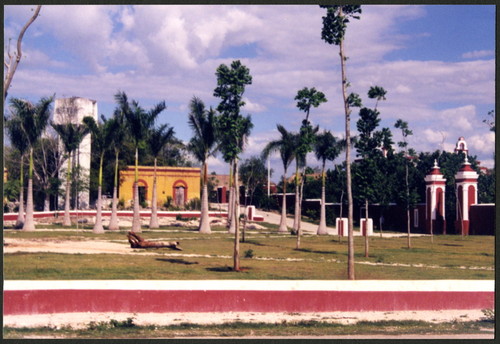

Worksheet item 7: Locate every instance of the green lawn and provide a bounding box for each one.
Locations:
[3,226,494,280]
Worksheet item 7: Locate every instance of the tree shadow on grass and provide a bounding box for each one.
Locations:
[206,266,252,272]
[244,240,267,246]
[296,248,337,255]
[156,258,198,265]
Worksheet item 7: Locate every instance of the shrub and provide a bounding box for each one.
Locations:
[244,249,254,258]
[186,198,201,211]
[481,309,495,323]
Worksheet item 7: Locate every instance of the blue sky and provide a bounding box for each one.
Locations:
[4,4,495,181]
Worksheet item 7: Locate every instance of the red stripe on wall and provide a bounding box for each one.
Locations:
[4,290,493,315]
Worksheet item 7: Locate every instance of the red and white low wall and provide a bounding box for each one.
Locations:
[4,280,494,315]
[3,210,228,222]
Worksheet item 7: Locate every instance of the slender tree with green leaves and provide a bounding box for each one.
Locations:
[51,121,90,227]
[354,86,390,257]
[314,131,345,235]
[5,116,29,228]
[395,118,414,249]
[368,86,387,111]
[83,115,117,233]
[148,124,175,229]
[321,4,361,280]
[293,87,326,245]
[262,125,296,233]
[9,97,53,231]
[295,87,327,123]
[293,122,319,249]
[214,60,253,271]
[116,91,166,232]
[187,96,218,234]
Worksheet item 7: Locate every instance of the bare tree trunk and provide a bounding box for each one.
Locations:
[93,185,104,233]
[93,154,105,233]
[43,193,50,212]
[22,149,35,231]
[63,155,72,227]
[317,166,328,235]
[293,164,300,234]
[406,162,411,249]
[233,159,240,271]
[108,151,120,231]
[132,148,141,232]
[22,178,35,231]
[108,185,119,231]
[3,5,41,101]
[364,198,369,258]
[149,157,159,229]
[15,157,25,228]
[227,161,234,232]
[338,7,355,280]
[199,162,211,234]
[278,171,289,232]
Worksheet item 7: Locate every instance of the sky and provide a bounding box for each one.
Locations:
[4,4,495,181]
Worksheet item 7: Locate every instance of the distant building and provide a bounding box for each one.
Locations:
[119,166,201,207]
[53,97,98,209]
[454,136,468,155]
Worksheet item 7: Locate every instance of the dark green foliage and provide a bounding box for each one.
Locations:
[213,60,253,163]
[294,87,327,122]
[478,171,495,203]
[320,5,362,45]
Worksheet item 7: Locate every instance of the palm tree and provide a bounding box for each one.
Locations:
[262,125,296,233]
[107,113,126,231]
[292,131,306,235]
[187,97,218,234]
[293,123,318,249]
[83,115,116,233]
[314,131,344,235]
[51,121,90,227]
[148,123,175,229]
[116,91,166,232]
[368,86,387,111]
[8,97,53,231]
[5,116,29,228]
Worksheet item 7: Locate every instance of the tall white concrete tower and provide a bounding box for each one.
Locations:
[53,97,98,209]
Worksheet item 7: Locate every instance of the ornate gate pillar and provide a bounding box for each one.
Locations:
[455,156,478,236]
[425,160,447,235]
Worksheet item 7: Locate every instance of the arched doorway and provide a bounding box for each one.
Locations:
[172,180,188,207]
[135,179,148,207]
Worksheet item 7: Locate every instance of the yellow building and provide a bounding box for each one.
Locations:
[119,166,201,207]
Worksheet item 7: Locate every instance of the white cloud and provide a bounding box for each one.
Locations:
[467,132,495,154]
[439,105,475,132]
[242,97,266,113]
[462,50,494,59]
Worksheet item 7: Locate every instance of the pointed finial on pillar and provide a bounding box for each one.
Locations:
[433,159,438,168]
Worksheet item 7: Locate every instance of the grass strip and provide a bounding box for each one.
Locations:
[3,319,494,339]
